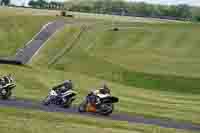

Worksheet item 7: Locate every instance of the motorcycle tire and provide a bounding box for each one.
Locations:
[78,101,87,113]
[43,96,52,106]
[63,98,73,108]
[99,103,114,116]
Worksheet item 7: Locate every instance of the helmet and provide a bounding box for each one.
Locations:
[0,78,6,85]
[99,84,110,94]
[63,80,73,89]
[102,84,109,90]
[4,75,11,83]
[0,78,5,83]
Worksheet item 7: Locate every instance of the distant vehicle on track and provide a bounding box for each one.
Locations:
[0,74,16,100]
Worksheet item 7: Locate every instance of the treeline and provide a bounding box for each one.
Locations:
[29,0,64,10]
[0,0,10,6]
[65,0,200,21]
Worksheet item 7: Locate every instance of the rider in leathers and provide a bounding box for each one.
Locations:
[88,84,111,105]
[52,80,73,103]
[0,74,14,87]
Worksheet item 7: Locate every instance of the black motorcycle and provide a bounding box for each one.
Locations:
[43,89,77,108]
[0,78,16,100]
[79,93,119,116]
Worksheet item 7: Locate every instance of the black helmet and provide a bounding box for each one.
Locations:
[100,84,110,94]
[103,84,109,89]
[0,78,5,84]
[63,80,73,89]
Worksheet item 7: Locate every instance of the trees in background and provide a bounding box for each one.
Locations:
[191,7,200,22]
[48,1,64,9]
[27,0,200,22]
[65,0,197,21]
[28,0,64,10]
[29,0,40,8]
[0,0,10,6]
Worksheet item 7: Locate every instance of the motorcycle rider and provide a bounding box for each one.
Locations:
[52,80,73,103]
[4,74,13,84]
[88,84,111,105]
[0,74,13,87]
[0,77,6,86]
[91,84,110,95]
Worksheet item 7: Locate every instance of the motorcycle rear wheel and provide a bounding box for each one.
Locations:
[78,100,87,112]
[99,103,114,116]
[63,98,74,108]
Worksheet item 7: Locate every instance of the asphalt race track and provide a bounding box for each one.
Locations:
[14,19,66,64]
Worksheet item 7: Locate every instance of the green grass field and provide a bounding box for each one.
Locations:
[0,107,197,133]
[0,7,59,16]
[1,7,200,133]
[1,63,200,124]
[34,22,200,78]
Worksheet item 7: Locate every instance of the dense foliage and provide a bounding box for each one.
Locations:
[28,0,64,9]
[66,0,200,21]
[0,0,10,6]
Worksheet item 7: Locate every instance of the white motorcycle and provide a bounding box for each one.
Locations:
[0,76,16,100]
[43,89,77,108]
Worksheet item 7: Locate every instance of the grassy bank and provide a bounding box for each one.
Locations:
[0,64,200,124]
[0,107,197,133]
[28,19,200,124]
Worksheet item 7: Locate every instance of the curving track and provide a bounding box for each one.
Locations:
[14,19,67,64]
[0,98,200,132]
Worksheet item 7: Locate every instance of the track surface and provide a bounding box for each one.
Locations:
[0,98,200,132]
[14,19,66,64]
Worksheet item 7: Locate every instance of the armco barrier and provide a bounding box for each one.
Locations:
[0,59,22,65]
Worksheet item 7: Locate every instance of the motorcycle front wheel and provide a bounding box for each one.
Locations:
[78,100,87,113]
[99,103,114,116]
[42,95,52,106]
[62,98,74,108]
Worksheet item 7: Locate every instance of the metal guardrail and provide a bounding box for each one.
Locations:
[0,59,22,65]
